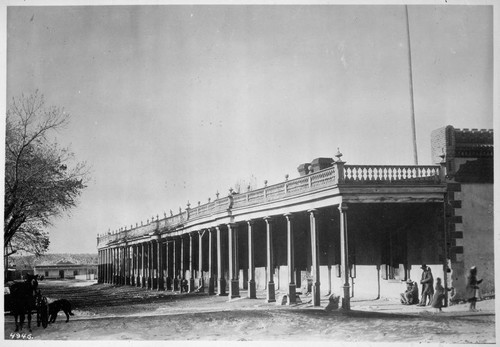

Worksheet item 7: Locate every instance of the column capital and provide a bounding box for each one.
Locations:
[227,222,238,230]
[284,213,294,220]
[338,202,349,212]
[307,208,318,216]
[263,216,273,223]
[246,220,255,226]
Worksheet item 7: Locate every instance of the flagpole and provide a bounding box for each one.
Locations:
[405,5,418,165]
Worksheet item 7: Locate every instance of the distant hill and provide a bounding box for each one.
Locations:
[8,253,98,269]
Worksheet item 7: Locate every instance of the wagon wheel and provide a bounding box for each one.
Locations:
[41,312,48,329]
[41,300,49,329]
[37,296,49,329]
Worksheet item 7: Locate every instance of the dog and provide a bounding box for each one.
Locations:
[48,299,74,323]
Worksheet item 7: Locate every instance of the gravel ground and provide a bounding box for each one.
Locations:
[3,279,496,343]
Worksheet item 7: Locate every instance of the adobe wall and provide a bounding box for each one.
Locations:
[431,125,494,300]
[459,183,494,294]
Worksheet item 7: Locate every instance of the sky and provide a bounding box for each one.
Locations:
[4,3,494,254]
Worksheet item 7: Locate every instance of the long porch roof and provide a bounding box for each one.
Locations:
[97,162,446,249]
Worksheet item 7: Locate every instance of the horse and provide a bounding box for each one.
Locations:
[9,274,39,332]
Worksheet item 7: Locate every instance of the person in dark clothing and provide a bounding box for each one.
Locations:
[418,264,434,306]
[400,280,419,305]
[466,266,483,312]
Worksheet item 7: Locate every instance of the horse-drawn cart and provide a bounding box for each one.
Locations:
[4,277,49,331]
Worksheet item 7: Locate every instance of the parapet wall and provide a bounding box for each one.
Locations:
[431,125,493,171]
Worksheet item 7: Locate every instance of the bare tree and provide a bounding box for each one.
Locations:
[233,174,258,194]
[4,91,90,262]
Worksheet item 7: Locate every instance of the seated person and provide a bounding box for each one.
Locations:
[180,278,189,293]
[400,280,419,305]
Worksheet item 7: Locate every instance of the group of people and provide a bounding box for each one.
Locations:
[400,264,482,312]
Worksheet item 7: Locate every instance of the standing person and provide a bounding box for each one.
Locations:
[466,266,483,312]
[418,264,434,306]
[430,277,446,313]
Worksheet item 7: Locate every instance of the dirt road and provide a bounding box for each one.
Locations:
[3,280,496,342]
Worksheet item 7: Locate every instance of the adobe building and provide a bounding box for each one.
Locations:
[431,126,494,299]
[34,259,98,280]
[96,125,493,308]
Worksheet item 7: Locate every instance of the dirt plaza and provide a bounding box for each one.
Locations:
[3,279,495,343]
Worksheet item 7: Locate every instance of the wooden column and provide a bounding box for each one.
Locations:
[105,249,109,283]
[208,228,215,295]
[188,234,195,292]
[111,248,115,284]
[264,216,276,303]
[285,213,296,304]
[198,230,205,292]
[113,247,118,285]
[145,242,149,288]
[136,244,141,287]
[122,246,125,285]
[119,247,122,285]
[102,249,105,283]
[109,248,112,284]
[157,238,164,290]
[123,246,128,285]
[130,246,134,286]
[247,220,256,299]
[103,249,106,283]
[228,223,240,299]
[113,247,117,284]
[118,247,121,285]
[98,250,101,283]
[97,250,101,283]
[141,243,146,287]
[112,247,116,284]
[126,247,130,286]
[309,209,321,306]
[130,245,135,286]
[165,240,171,290]
[217,226,227,296]
[173,239,179,291]
[102,249,104,283]
[108,248,111,283]
[110,248,113,283]
[148,241,153,289]
[126,246,130,285]
[135,245,139,287]
[151,241,156,289]
[180,237,185,292]
[100,250,103,283]
[123,246,127,285]
[339,203,350,310]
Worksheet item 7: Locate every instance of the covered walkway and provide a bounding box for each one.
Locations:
[97,157,448,309]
